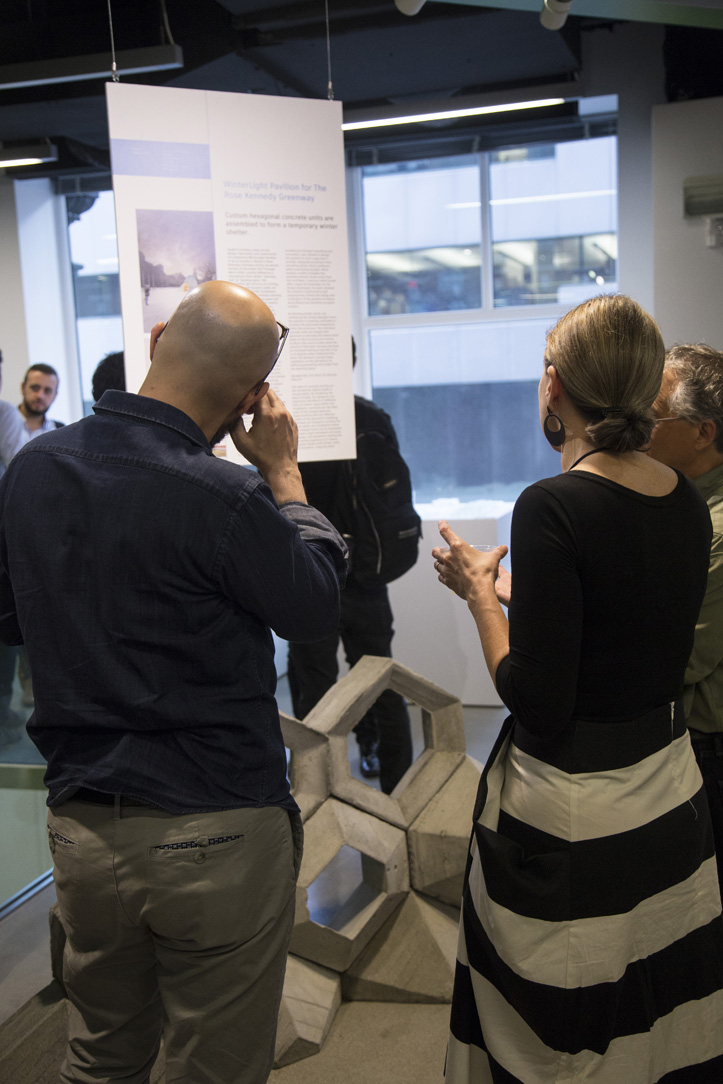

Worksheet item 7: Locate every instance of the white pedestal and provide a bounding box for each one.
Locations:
[388,514,513,707]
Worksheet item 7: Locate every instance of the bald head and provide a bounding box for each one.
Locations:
[140,281,282,439]
[156,281,278,390]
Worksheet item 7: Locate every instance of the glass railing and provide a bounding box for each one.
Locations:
[0,676,50,911]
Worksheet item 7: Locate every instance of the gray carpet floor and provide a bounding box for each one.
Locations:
[271,1002,450,1084]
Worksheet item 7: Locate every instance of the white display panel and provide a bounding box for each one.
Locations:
[106,82,354,462]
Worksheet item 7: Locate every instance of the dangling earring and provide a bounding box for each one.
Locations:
[543,406,566,448]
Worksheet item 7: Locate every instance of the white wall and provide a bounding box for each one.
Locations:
[0,180,30,400]
[652,96,723,347]
[582,21,667,312]
[13,178,83,425]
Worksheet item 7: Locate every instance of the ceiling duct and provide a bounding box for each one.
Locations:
[0,45,184,91]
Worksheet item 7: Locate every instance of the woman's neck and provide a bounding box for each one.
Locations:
[560,435,598,473]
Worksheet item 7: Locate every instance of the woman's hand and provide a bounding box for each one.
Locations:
[495,563,512,607]
[432,521,508,602]
[433,521,511,688]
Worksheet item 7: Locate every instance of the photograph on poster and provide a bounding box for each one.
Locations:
[137,208,216,332]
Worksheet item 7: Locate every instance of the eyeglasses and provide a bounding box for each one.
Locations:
[254,321,290,394]
[275,321,290,362]
[651,415,685,427]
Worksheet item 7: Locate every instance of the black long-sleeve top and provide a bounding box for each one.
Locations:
[495,470,712,736]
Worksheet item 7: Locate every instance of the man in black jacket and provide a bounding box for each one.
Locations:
[287,343,413,794]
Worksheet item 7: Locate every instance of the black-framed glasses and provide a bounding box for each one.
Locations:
[254,321,290,394]
[275,321,290,363]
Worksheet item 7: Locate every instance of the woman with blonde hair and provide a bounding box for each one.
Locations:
[434,295,723,1083]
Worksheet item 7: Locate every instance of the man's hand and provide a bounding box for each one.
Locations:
[231,388,307,504]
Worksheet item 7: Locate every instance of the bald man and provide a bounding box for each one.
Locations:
[0,282,347,1084]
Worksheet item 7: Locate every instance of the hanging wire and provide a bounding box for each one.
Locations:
[324,0,334,100]
[160,0,176,46]
[106,0,119,81]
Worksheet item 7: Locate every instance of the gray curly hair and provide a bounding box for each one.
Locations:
[665,344,723,453]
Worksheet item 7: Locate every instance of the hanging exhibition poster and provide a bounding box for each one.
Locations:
[106,82,354,462]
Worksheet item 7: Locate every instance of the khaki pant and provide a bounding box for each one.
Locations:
[48,800,302,1084]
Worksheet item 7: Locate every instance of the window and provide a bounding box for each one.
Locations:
[355,134,618,510]
[490,139,617,307]
[363,158,481,315]
[67,190,124,414]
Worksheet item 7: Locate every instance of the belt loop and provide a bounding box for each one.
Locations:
[114,794,121,818]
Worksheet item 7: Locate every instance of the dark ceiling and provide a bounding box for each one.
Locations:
[0,0,721,182]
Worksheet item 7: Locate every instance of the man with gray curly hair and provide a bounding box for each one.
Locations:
[649,342,723,893]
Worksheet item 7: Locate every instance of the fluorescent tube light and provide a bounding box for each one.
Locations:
[1,156,45,168]
[342,98,566,132]
[489,189,616,206]
[0,141,58,168]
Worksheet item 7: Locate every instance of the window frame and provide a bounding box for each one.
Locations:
[346,138,618,505]
[348,149,596,397]
[350,141,617,368]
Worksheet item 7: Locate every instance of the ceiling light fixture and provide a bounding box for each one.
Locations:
[540,0,573,31]
[0,140,58,169]
[342,97,566,132]
[490,188,616,206]
[394,0,427,14]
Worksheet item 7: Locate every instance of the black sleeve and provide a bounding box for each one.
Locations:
[216,483,347,643]
[298,459,345,524]
[495,482,582,737]
[0,562,21,645]
[0,473,22,645]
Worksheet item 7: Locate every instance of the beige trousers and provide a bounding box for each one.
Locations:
[48,800,302,1084]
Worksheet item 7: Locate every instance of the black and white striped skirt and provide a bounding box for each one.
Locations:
[446,701,723,1083]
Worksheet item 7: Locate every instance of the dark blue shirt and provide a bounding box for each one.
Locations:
[0,391,347,812]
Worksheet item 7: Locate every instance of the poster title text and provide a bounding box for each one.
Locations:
[223,180,327,203]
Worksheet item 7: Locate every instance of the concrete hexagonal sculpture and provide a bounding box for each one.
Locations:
[279,710,330,821]
[274,955,341,1068]
[407,755,482,905]
[303,655,467,830]
[342,890,460,1004]
[290,797,409,972]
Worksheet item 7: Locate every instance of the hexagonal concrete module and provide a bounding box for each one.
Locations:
[342,890,460,1004]
[407,755,482,905]
[304,655,467,830]
[280,710,330,821]
[290,797,409,972]
[274,955,341,1068]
